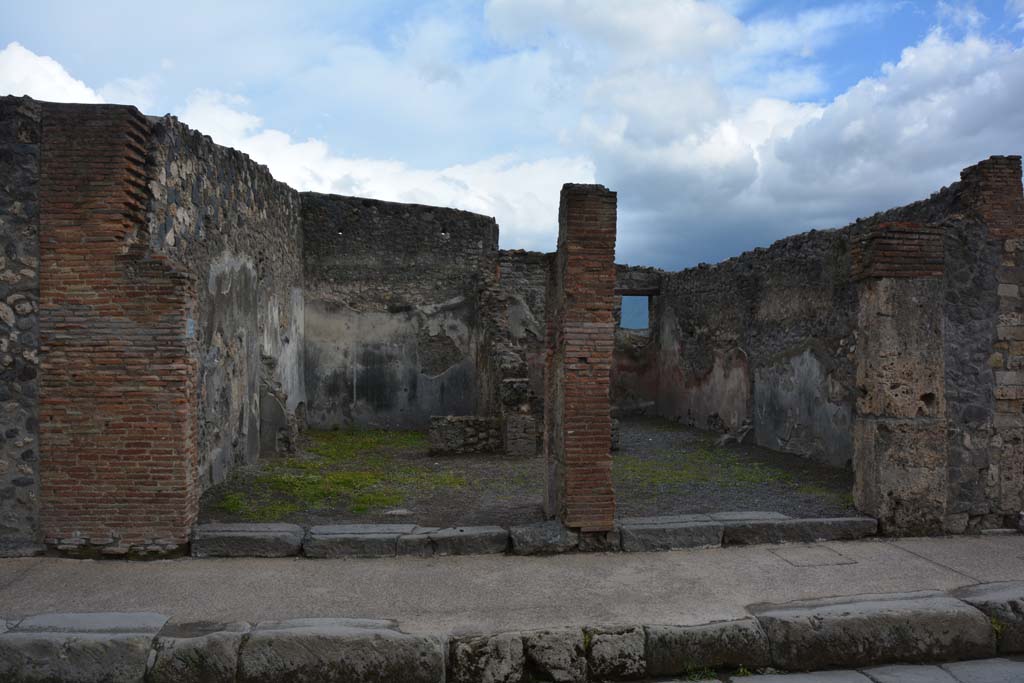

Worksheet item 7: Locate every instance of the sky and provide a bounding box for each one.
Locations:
[2,0,1024,271]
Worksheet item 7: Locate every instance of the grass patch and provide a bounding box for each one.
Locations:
[614,444,796,489]
[613,441,855,510]
[210,427,463,522]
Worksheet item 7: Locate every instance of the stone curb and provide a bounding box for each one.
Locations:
[3,583,1022,681]
[190,512,884,559]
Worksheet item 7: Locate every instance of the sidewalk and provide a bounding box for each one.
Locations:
[1,534,1022,634]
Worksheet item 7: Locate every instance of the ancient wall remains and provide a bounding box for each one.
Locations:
[954,157,1024,532]
[611,265,663,416]
[301,193,498,429]
[0,94,1020,548]
[654,228,858,467]
[648,156,1023,534]
[144,116,305,487]
[498,250,548,403]
[544,184,618,532]
[0,97,41,555]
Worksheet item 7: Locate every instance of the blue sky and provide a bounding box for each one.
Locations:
[2,0,1024,272]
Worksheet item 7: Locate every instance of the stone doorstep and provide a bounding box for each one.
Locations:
[303,524,509,559]
[190,513,879,559]
[191,523,304,558]
[3,585,1021,682]
[721,517,879,546]
[619,520,725,552]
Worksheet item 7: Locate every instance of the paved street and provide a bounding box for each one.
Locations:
[2,534,1022,634]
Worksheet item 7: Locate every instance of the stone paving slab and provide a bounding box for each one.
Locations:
[708,511,791,522]
[741,672,872,681]
[15,611,168,633]
[617,514,714,526]
[430,526,509,555]
[309,524,419,535]
[192,523,304,558]
[940,657,1024,683]
[722,517,878,545]
[862,663,960,682]
[304,531,400,558]
[620,521,724,551]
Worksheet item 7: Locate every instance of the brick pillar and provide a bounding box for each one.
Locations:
[852,222,948,535]
[38,103,198,556]
[544,184,617,532]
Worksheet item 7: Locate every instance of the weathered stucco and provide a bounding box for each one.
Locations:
[145,116,306,488]
[301,192,498,429]
[651,227,857,466]
[304,298,478,428]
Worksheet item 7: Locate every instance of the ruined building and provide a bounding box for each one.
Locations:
[1,96,1022,556]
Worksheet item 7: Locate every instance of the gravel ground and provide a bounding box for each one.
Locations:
[199,417,856,528]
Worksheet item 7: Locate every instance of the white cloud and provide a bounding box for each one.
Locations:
[0,42,103,103]
[3,5,1024,270]
[937,1,985,32]
[99,75,159,112]
[179,91,594,250]
[1010,0,1024,29]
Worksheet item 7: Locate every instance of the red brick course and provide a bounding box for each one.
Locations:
[38,104,198,555]
[544,184,617,532]
[851,222,945,280]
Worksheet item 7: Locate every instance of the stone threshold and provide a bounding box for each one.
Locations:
[3,582,1023,681]
[190,512,881,559]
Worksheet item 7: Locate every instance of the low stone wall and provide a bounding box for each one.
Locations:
[428,416,503,454]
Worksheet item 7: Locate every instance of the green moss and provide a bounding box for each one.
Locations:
[992,616,1007,640]
[217,492,249,515]
[614,445,796,488]
[212,427,462,521]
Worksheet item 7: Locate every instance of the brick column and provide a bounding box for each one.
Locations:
[852,222,948,535]
[38,104,198,556]
[544,184,617,532]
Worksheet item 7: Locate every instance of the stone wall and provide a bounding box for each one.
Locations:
[649,156,1023,534]
[0,97,41,555]
[956,157,1024,531]
[144,116,305,488]
[301,193,498,429]
[428,416,503,454]
[655,227,858,467]
[611,265,663,416]
[497,250,548,403]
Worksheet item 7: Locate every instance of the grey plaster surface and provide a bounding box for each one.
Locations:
[0,536,1021,635]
